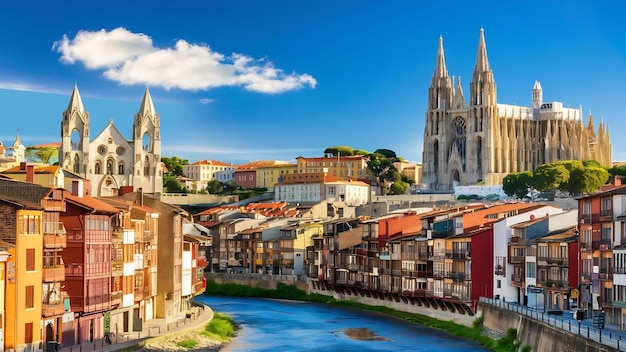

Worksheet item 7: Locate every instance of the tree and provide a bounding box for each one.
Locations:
[163,176,186,193]
[502,171,533,199]
[372,148,397,159]
[324,146,355,156]
[223,181,239,195]
[161,156,188,176]
[206,180,223,194]
[389,180,409,195]
[531,162,570,192]
[25,146,58,165]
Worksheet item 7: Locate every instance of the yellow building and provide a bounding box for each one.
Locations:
[255,163,298,190]
[1,205,44,351]
[296,155,369,179]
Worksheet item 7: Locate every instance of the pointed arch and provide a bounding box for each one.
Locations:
[71,129,81,151]
[106,158,115,175]
[144,155,150,176]
[142,132,152,152]
[73,154,80,174]
[97,175,120,197]
[94,161,102,175]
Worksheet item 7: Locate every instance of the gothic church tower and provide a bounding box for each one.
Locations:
[59,87,163,196]
[422,29,611,191]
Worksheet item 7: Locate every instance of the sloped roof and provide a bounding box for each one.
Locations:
[189,160,232,167]
[0,177,53,204]
[65,192,119,214]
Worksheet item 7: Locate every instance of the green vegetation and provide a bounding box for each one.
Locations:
[204,280,528,351]
[202,312,239,342]
[502,159,610,199]
[26,146,58,165]
[177,339,198,348]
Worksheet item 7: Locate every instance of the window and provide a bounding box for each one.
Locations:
[26,248,35,271]
[526,262,536,278]
[95,162,102,174]
[118,163,125,175]
[26,285,34,308]
[497,280,501,289]
[25,322,33,344]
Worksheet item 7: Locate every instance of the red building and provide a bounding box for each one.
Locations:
[60,184,119,346]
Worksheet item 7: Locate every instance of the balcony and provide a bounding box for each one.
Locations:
[42,292,68,317]
[110,291,122,306]
[600,242,612,251]
[448,271,470,281]
[580,242,591,252]
[509,236,521,243]
[134,287,144,301]
[614,300,626,309]
[112,229,123,241]
[143,230,155,241]
[111,260,124,277]
[43,265,65,282]
[538,257,566,265]
[599,209,613,221]
[43,222,67,248]
[402,289,434,297]
[445,251,470,260]
[41,198,66,212]
[599,271,613,281]
[64,264,83,276]
[509,256,524,264]
[511,274,523,286]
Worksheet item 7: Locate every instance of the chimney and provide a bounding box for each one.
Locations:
[138,187,143,207]
[20,162,26,171]
[26,165,34,183]
[71,179,83,198]
[615,176,622,187]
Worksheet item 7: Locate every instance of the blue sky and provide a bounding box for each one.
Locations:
[1,1,625,165]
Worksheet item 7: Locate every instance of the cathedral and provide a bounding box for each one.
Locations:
[422,29,612,191]
[59,86,163,196]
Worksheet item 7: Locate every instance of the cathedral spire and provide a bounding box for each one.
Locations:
[139,87,156,117]
[67,84,85,114]
[474,28,491,73]
[587,111,595,131]
[428,36,453,110]
[432,36,449,80]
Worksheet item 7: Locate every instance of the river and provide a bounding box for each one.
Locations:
[196,295,489,351]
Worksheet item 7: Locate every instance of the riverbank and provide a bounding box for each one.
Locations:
[204,279,528,352]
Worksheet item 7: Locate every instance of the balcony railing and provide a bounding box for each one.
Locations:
[580,242,591,252]
[509,256,524,264]
[511,274,523,286]
[110,291,122,306]
[143,230,155,241]
[537,256,567,265]
[134,287,144,301]
[65,264,83,276]
[445,251,470,260]
[43,265,65,282]
[447,271,471,281]
[580,273,591,283]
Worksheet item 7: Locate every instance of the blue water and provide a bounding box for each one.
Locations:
[197,295,489,352]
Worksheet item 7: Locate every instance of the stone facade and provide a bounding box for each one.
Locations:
[422,29,612,191]
[59,86,163,196]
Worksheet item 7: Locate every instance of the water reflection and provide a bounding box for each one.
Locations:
[197,295,488,352]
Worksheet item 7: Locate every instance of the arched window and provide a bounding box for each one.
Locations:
[118,162,125,175]
[107,159,114,175]
[71,129,81,151]
[143,132,152,152]
[95,162,102,175]
[73,154,80,174]
[144,156,150,176]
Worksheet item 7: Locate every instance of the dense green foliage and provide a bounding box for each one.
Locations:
[204,280,526,351]
[206,179,223,194]
[202,312,239,341]
[503,159,610,198]
[25,146,58,165]
[161,156,188,177]
[324,146,370,156]
[502,171,533,199]
[163,175,186,193]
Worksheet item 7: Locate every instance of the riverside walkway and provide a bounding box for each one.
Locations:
[58,304,213,352]
[481,297,626,351]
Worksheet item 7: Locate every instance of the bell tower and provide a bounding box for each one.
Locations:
[60,85,90,175]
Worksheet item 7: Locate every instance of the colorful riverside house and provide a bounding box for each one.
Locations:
[578,177,626,329]
[0,198,44,352]
[60,182,119,347]
[0,174,69,350]
[99,196,159,335]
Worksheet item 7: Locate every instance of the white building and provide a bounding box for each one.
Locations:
[274,172,370,206]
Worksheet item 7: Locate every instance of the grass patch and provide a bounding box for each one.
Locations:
[202,312,239,342]
[177,339,198,348]
[204,279,530,351]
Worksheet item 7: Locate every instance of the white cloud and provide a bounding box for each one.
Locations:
[199,98,215,105]
[53,27,317,94]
